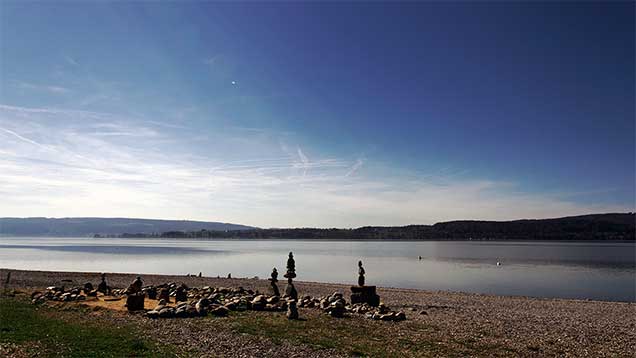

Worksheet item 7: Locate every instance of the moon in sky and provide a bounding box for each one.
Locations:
[231,81,236,85]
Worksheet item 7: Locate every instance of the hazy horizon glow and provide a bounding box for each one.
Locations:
[0,2,634,228]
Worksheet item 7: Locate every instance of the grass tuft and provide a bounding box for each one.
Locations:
[0,296,175,358]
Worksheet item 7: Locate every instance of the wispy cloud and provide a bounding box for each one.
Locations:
[0,127,49,150]
[296,147,309,176]
[64,55,79,66]
[15,81,70,95]
[0,104,631,228]
[345,158,365,177]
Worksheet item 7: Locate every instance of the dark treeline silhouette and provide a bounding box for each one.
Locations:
[0,217,254,237]
[119,213,635,241]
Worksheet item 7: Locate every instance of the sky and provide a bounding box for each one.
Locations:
[0,2,634,228]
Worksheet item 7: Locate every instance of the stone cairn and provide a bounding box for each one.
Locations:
[283,252,299,319]
[268,267,280,296]
[97,273,111,295]
[283,252,298,300]
[175,284,188,302]
[30,259,406,322]
[350,260,380,307]
[125,276,145,311]
[158,286,170,302]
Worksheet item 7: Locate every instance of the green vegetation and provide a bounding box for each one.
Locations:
[0,294,520,358]
[0,295,175,358]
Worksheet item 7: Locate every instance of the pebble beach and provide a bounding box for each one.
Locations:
[2,268,635,357]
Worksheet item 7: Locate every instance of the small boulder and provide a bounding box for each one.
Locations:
[158,307,175,318]
[196,298,210,316]
[210,306,229,317]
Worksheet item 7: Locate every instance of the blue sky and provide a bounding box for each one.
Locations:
[0,2,633,228]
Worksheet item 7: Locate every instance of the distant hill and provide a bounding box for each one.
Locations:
[1,213,633,240]
[0,217,255,237]
[125,213,634,241]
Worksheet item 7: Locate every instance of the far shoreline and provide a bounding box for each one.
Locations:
[2,235,635,242]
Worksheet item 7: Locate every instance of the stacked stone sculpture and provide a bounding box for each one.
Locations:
[269,267,280,296]
[350,260,380,307]
[125,276,145,311]
[283,252,298,300]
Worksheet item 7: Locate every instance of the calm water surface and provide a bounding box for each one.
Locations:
[1,237,634,302]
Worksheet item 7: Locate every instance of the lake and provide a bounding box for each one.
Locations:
[1,237,634,302]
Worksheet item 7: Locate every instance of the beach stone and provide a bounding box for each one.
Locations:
[145,286,157,300]
[320,298,329,309]
[158,307,175,318]
[146,310,159,319]
[196,298,210,315]
[126,293,145,311]
[83,282,94,294]
[210,306,229,317]
[30,291,42,299]
[419,310,428,315]
[175,305,189,318]
[251,295,266,310]
[326,299,346,318]
[158,288,170,302]
[224,302,237,311]
[175,285,187,302]
[380,312,395,321]
[395,311,406,321]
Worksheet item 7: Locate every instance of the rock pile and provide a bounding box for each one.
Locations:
[145,286,288,319]
[317,291,406,321]
[321,292,347,318]
[31,279,407,323]
[31,286,87,304]
[362,303,406,321]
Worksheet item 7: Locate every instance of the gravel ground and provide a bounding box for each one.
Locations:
[2,268,635,357]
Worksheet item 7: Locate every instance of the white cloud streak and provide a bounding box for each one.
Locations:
[345,158,365,177]
[16,81,71,95]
